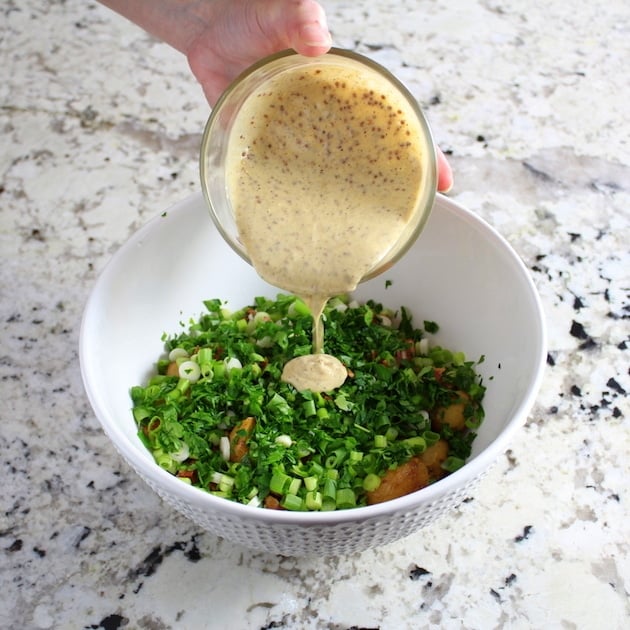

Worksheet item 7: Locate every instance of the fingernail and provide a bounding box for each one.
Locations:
[436,149,454,193]
[438,175,454,194]
[441,180,454,194]
[300,23,332,47]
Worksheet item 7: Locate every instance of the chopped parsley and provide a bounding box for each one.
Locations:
[130,294,485,511]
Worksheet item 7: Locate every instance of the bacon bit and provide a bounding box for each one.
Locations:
[177,470,198,484]
[433,367,446,382]
[264,495,283,510]
[395,340,416,363]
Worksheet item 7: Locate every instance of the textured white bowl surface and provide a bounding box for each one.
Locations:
[80,193,546,556]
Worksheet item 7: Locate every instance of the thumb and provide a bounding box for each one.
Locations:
[188,0,332,105]
[258,0,332,56]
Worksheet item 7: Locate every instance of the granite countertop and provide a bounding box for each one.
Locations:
[1,0,628,628]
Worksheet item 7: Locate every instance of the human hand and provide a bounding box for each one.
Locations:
[187,0,332,106]
[186,0,453,191]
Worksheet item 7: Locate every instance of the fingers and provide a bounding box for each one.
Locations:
[188,0,332,105]
[436,147,453,193]
[296,22,333,53]
[253,0,331,56]
[290,0,332,55]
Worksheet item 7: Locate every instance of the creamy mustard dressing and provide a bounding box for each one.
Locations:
[225,59,426,391]
[281,353,348,393]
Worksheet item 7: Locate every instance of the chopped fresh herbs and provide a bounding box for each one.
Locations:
[130,294,486,511]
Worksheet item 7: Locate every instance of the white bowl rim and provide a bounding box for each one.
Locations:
[80,192,547,526]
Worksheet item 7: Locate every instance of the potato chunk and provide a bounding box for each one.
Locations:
[366,457,429,505]
[431,390,470,431]
[420,439,449,480]
[229,416,255,462]
[165,361,179,377]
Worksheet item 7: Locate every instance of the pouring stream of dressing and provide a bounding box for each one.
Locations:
[226,58,427,391]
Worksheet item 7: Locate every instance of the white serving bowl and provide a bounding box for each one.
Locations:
[80,193,546,556]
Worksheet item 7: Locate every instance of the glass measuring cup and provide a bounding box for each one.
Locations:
[199,48,437,284]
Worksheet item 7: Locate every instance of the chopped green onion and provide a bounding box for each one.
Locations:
[323,477,337,500]
[305,490,323,510]
[362,473,381,492]
[224,357,242,372]
[453,351,466,366]
[170,442,190,462]
[442,456,466,473]
[275,434,293,447]
[336,488,356,509]
[146,417,161,437]
[281,494,304,511]
[212,361,226,379]
[178,360,200,382]
[424,431,441,447]
[270,471,291,495]
[155,452,176,473]
[176,378,191,393]
[168,347,188,362]
[304,476,318,492]
[219,436,230,461]
[288,477,302,496]
[325,450,347,468]
[164,388,181,402]
[248,495,261,507]
[374,434,388,449]
[402,436,426,453]
[156,359,170,374]
[302,399,317,417]
[254,311,271,325]
[197,347,213,364]
[334,394,352,411]
[349,450,364,463]
[287,298,310,318]
[416,338,430,355]
[132,406,151,423]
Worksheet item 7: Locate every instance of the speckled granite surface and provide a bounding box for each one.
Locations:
[1,1,628,628]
